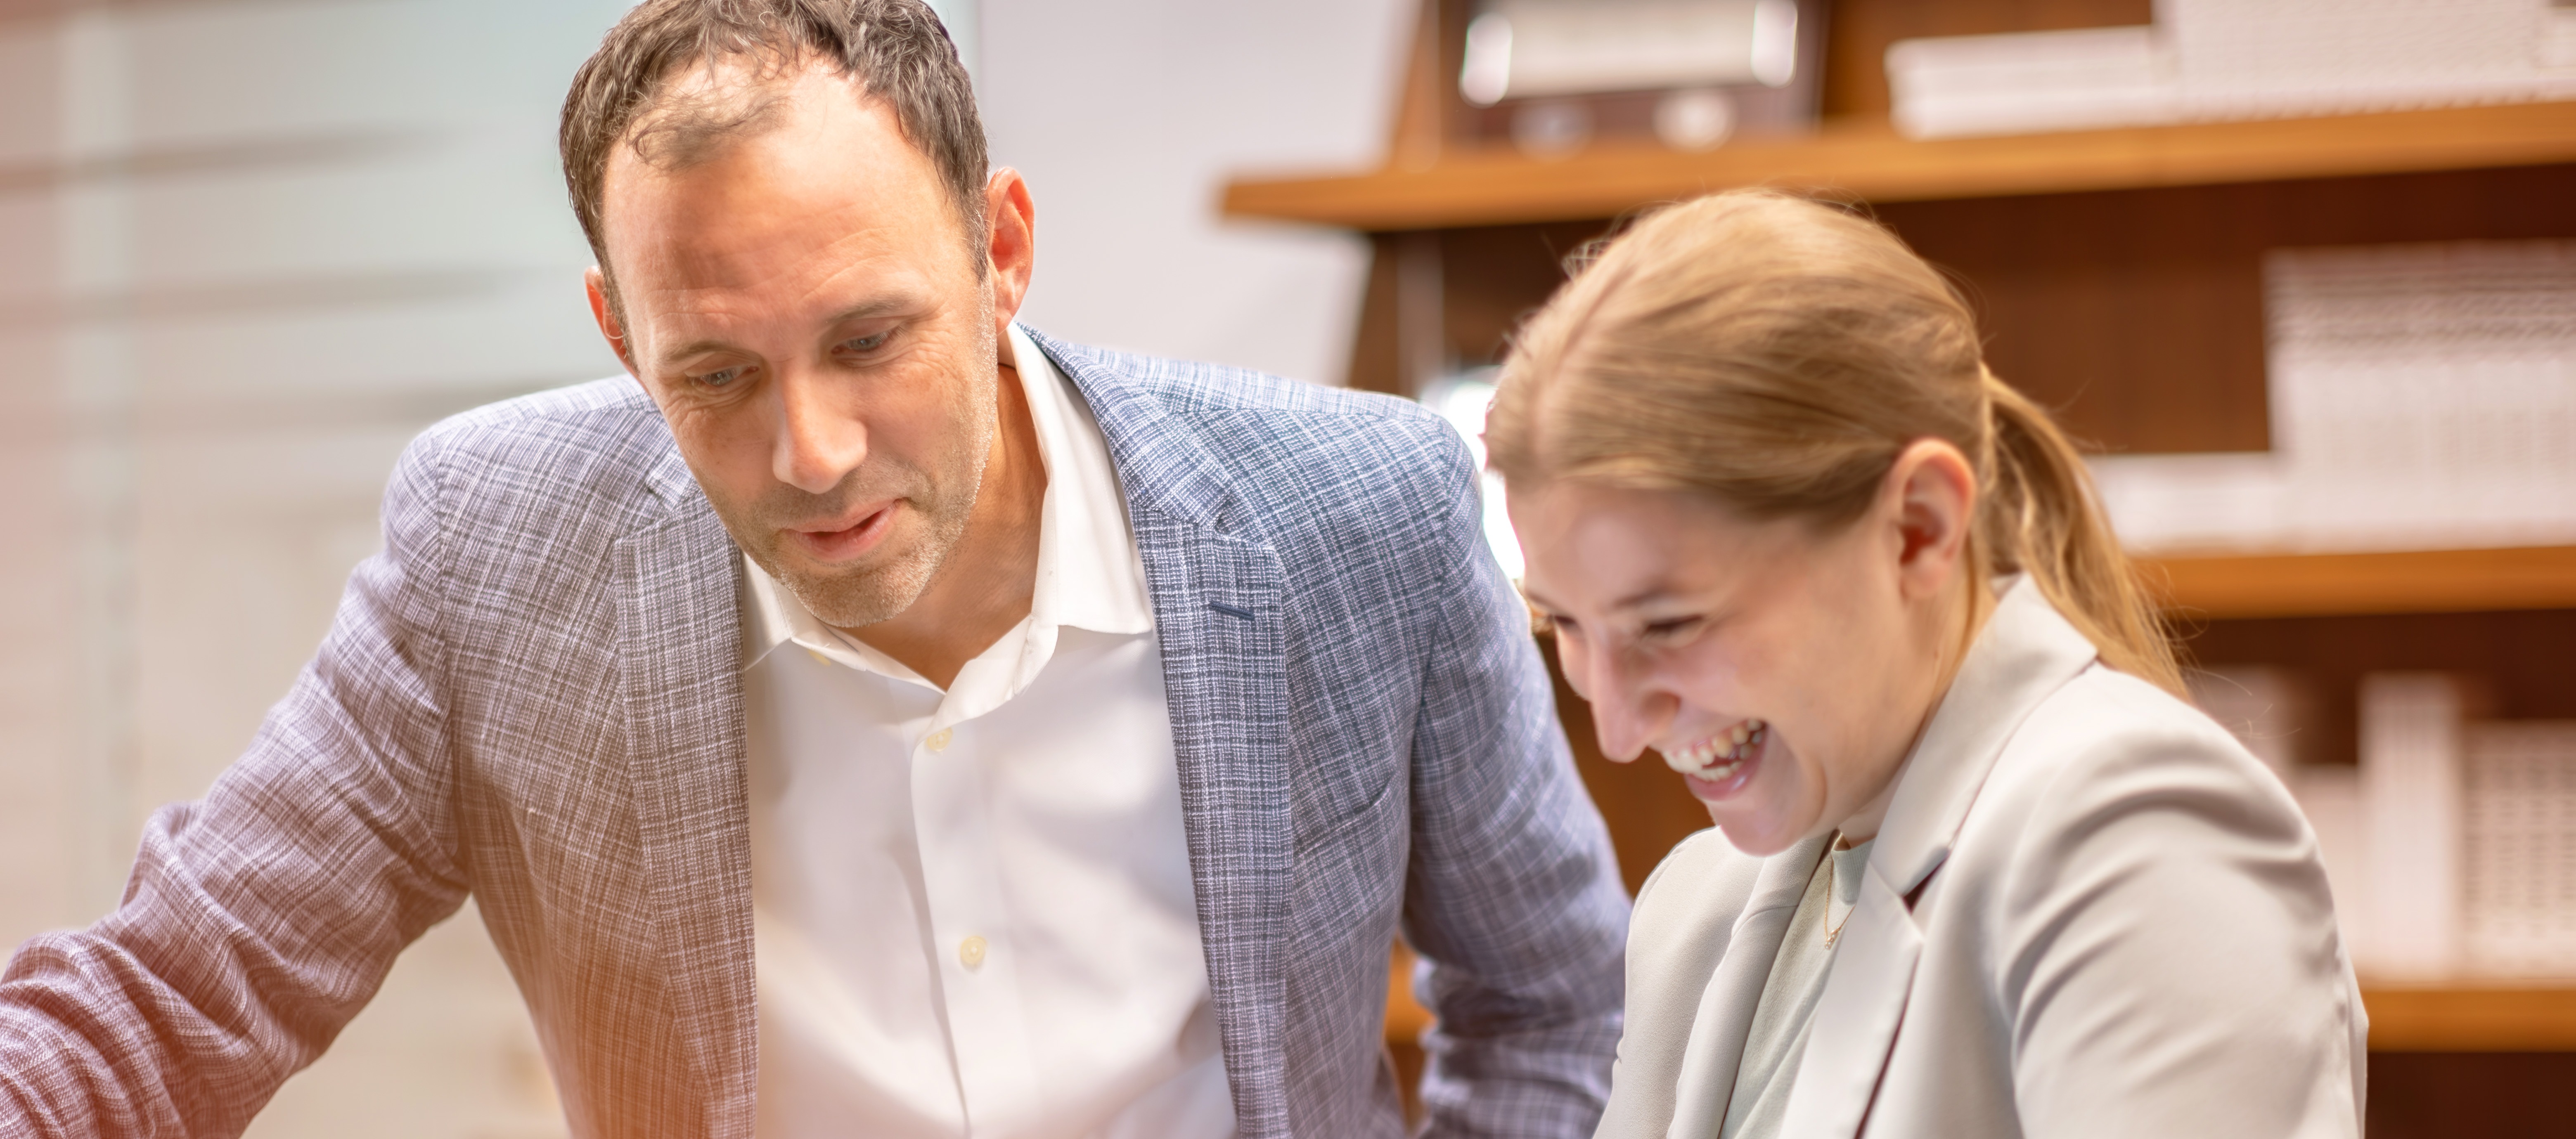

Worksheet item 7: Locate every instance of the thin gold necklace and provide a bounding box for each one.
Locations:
[1823,838,1856,947]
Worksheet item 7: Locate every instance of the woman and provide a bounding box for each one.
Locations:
[1487,191,2363,1139]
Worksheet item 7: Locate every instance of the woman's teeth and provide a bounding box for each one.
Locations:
[1662,719,1769,780]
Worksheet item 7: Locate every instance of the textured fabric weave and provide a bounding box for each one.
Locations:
[0,332,1630,1139]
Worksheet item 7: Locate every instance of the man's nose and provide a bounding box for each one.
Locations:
[1582,647,1671,764]
[771,369,864,495]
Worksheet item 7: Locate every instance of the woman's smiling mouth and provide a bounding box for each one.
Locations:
[1662,718,1769,792]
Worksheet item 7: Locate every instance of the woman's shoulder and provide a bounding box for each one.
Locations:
[2010,664,2295,806]
[1964,662,2318,893]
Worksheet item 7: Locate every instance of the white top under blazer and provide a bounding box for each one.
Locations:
[1596,577,2367,1139]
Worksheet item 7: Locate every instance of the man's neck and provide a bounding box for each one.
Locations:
[838,363,1045,689]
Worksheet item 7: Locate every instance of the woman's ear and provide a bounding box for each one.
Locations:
[1885,438,1978,601]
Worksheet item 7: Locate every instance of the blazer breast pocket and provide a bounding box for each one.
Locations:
[1291,744,1409,867]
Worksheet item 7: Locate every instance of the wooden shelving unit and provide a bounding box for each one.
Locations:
[2143,546,2576,620]
[1312,1,2576,1115]
[1387,973,2576,1053]
[1226,101,2576,232]
[2367,987,2576,1052]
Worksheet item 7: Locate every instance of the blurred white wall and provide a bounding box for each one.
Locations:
[981,0,1412,385]
[0,0,1404,1136]
[2,2,628,1135]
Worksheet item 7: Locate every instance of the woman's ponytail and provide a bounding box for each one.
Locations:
[1977,369,2184,695]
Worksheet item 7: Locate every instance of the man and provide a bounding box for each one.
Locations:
[0,1,1627,1136]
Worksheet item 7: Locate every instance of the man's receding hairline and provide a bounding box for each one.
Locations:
[595,66,985,329]
[620,51,872,174]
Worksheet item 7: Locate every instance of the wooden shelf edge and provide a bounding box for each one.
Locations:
[1387,976,2576,1052]
[1222,101,2576,231]
[2365,986,2576,1052]
[2140,545,2576,620]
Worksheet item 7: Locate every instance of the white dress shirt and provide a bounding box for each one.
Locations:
[739,325,1235,1139]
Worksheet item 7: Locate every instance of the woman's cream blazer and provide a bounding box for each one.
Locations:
[1597,578,2367,1139]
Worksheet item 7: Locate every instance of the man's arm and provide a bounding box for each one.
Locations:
[0,435,471,1137]
[1399,426,1630,1139]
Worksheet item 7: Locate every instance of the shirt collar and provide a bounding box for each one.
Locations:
[739,323,1153,678]
[1014,321,1155,639]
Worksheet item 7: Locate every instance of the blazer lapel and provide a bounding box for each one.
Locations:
[1776,865,1926,1139]
[1667,834,1831,1139]
[1774,578,2102,1139]
[613,455,758,1139]
[1136,510,1294,1137]
[1032,329,1297,1137]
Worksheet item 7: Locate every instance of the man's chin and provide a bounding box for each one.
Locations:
[770,555,929,631]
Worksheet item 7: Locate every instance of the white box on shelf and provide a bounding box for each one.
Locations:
[2551,3,2576,70]
[2358,672,2470,981]
[2265,240,2576,552]
[2091,239,2576,556]
[1465,0,1797,102]
[1885,0,2576,142]
[2159,0,2576,120]
[2085,452,2290,555]
[1885,25,2177,139]
[2464,721,2576,977]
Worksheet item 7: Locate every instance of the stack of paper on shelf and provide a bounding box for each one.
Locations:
[1885,0,2576,139]
[2273,672,2576,981]
[2464,721,2576,977]
[2089,238,2576,555]
[2357,673,2471,980]
[1885,26,2174,139]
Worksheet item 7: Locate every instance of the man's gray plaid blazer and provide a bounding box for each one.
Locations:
[0,331,1629,1138]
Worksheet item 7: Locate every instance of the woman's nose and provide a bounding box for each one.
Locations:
[1582,648,1670,764]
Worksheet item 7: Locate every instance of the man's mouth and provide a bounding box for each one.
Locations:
[1662,719,1769,797]
[787,502,895,563]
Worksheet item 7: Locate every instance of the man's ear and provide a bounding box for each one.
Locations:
[585,266,636,376]
[1885,438,1978,601]
[983,167,1037,335]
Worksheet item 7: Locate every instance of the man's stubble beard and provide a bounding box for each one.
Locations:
[717,300,999,631]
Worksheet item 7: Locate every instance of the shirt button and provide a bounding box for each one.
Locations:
[926,728,954,752]
[958,935,987,969]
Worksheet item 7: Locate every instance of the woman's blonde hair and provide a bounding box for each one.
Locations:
[1486,189,2182,695]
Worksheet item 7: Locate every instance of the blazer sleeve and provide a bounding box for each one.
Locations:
[1996,680,2365,1139]
[0,432,472,1137]
[1397,423,1631,1139]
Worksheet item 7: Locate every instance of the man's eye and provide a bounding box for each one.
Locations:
[693,366,746,388]
[838,330,892,354]
[1641,617,1701,641]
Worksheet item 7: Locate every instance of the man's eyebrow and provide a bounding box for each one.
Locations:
[651,300,914,369]
[656,338,739,370]
[820,299,909,328]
